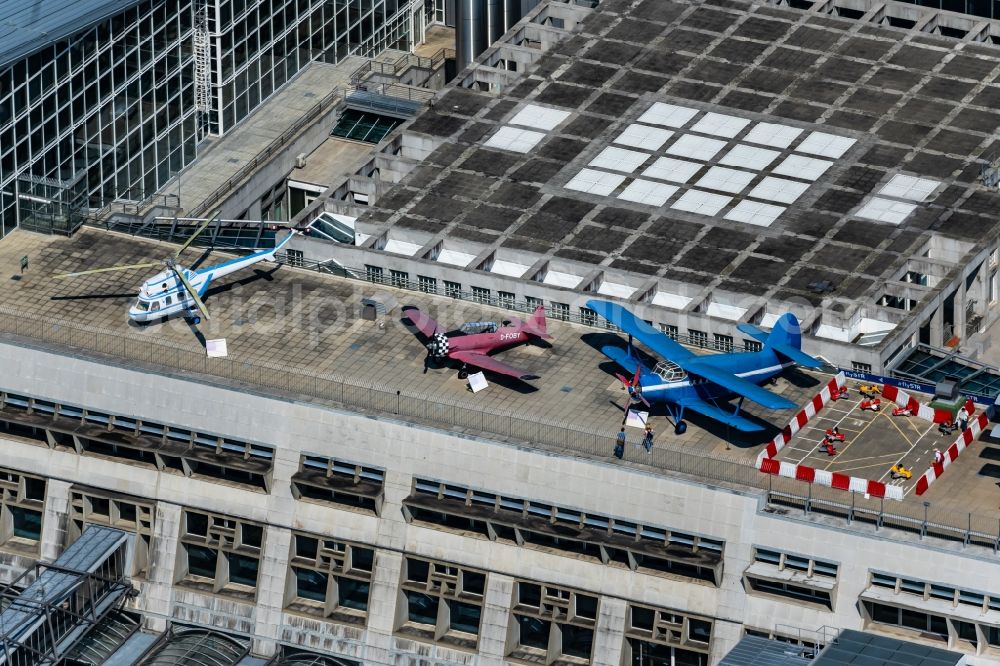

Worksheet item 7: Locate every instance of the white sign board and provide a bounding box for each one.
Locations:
[468,372,489,393]
[625,409,649,428]
[206,339,228,358]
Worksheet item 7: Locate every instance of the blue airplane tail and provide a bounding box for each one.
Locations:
[765,314,821,369]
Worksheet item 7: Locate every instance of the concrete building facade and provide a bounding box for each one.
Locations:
[2,339,1000,664]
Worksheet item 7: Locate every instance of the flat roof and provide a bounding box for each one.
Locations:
[814,630,963,666]
[362,0,1000,326]
[2,227,996,520]
[0,0,142,70]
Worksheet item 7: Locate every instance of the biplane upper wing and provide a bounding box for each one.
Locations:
[598,344,652,376]
[678,397,765,432]
[401,306,440,337]
[450,351,539,381]
[586,300,695,363]
[681,359,796,410]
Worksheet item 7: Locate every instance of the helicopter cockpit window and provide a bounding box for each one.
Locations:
[165,296,172,305]
[151,301,161,312]
[136,301,150,312]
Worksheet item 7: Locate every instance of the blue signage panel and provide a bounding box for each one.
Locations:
[838,369,994,406]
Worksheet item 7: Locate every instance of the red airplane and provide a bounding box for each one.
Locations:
[402,305,551,380]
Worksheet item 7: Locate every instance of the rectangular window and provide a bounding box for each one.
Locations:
[688,329,707,347]
[864,601,947,640]
[292,455,384,515]
[659,323,678,339]
[365,265,383,282]
[444,280,461,298]
[177,509,263,598]
[510,583,598,663]
[525,296,542,311]
[417,275,437,293]
[397,557,485,649]
[744,339,763,352]
[713,334,733,352]
[852,361,872,373]
[389,270,408,287]
[580,307,597,326]
[551,302,569,321]
[498,291,515,308]
[0,470,46,554]
[286,531,373,624]
[747,577,832,608]
[471,286,491,304]
[69,488,154,577]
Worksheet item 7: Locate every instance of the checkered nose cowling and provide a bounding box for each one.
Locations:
[426,333,449,358]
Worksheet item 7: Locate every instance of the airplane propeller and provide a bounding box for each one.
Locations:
[615,365,650,407]
[53,215,219,322]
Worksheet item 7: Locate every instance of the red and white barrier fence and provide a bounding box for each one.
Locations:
[759,457,904,500]
[914,412,989,496]
[879,384,966,424]
[756,372,846,465]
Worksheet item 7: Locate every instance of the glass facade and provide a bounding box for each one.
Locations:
[0,0,199,238]
[0,0,422,241]
[212,0,413,135]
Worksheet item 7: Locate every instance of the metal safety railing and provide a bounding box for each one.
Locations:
[1,300,999,555]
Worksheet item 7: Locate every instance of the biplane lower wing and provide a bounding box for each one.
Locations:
[679,398,765,432]
[450,351,539,381]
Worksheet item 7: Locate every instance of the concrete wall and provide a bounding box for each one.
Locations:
[2,340,1000,664]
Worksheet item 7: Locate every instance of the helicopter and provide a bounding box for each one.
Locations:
[54,218,294,325]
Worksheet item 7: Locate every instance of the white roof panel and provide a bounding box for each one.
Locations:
[565,168,627,196]
[878,174,940,202]
[724,200,785,227]
[747,176,811,204]
[671,190,731,216]
[696,166,755,194]
[484,126,547,153]
[690,112,751,138]
[665,135,727,161]
[642,157,703,184]
[743,122,803,148]
[795,131,856,159]
[856,197,917,225]
[719,144,780,171]
[614,124,674,151]
[436,249,476,266]
[638,102,699,128]
[772,155,834,181]
[589,146,650,173]
[618,179,678,206]
[508,104,571,131]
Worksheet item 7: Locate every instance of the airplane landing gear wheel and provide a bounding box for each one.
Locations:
[458,369,469,380]
[675,421,687,435]
[192,316,201,325]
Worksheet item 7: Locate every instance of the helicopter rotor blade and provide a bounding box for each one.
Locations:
[52,262,163,279]
[172,266,211,322]
[174,212,219,258]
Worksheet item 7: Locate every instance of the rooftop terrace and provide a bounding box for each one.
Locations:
[1,228,998,539]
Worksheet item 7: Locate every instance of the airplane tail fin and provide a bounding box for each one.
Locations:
[765,314,822,369]
[522,305,552,339]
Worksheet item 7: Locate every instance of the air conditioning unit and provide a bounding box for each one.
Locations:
[295,153,307,168]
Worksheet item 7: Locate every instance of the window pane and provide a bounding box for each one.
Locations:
[406,592,438,625]
[448,600,481,634]
[295,568,327,602]
[186,544,217,578]
[186,512,209,536]
[561,624,593,659]
[517,615,549,649]
[11,507,41,540]
[689,619,712,643]
[406,559,429,583]
[227,552,259,586]
[339,578,369,611]
[352,547,374,572]
[463,571,485,596]
[518,583,541,607]
[870,602,898,624]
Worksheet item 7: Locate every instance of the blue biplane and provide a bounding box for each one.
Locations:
[587,300,822,434]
